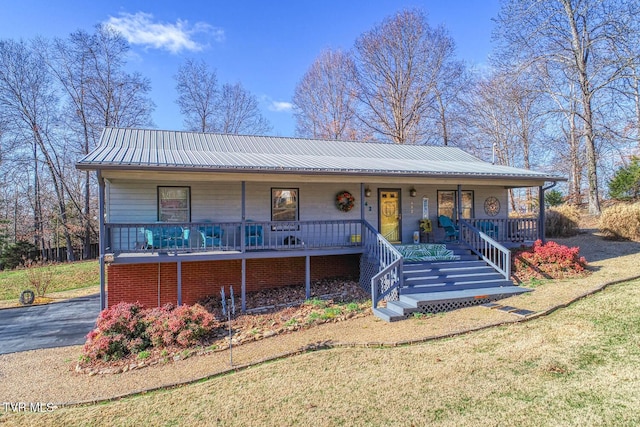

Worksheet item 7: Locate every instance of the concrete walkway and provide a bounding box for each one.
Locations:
[0,294,99,355]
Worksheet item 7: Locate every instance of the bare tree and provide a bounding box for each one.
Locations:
[218,82,271,134]
[175,58,218,132]
[0,39,75,259]
[352,9,459,144]
[46,24,154,258]
[494,0,640,214]
[175,59,271,134]
[429,59,469,146]
[292,49,363,140]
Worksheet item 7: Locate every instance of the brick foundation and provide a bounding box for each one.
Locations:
[106,254,360,308]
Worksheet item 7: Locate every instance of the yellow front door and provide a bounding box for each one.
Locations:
[379,190,401,243]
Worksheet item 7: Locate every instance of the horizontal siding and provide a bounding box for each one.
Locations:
[106,178,509,245]
[107,180,364,223]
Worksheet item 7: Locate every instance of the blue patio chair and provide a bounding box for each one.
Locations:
[198,224,223,248]
[245,224,263,247]
[438,215,459,242]
[144,225,188,249]
[477,221,498,240]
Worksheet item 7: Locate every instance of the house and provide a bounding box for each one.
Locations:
[77,127,564,319]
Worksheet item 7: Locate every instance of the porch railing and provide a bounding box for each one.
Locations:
[459,219,511,280]
[104,220,364,255]
[465,217,538,243]
[360,221,403,309]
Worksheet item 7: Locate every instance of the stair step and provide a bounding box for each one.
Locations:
[404,266,495,278]
[404,260,486,270]
[402,279,515,294]
[386,300,417,313]
[405,271,505,283]
[372,307,405,322]
[399,286,531,305]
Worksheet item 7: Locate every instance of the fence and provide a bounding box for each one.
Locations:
[28,243,100,263]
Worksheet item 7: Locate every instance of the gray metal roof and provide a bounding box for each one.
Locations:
[76,127,564,182]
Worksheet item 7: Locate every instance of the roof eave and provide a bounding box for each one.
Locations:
[75,162,566,182]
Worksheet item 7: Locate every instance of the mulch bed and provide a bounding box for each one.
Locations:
[76,278,371,375]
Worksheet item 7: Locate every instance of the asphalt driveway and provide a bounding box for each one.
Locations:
[0,294,100,355]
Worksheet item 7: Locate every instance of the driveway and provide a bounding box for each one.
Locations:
[0,294,100,355]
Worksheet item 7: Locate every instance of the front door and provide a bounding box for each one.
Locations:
[379,189,401,243]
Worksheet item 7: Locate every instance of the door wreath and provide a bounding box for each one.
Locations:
[336,191,355,212]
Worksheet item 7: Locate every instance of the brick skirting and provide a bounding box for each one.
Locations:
[106,254,360,308]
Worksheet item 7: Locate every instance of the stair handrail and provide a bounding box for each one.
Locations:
[361,221,404,309]
[458,219,511,280]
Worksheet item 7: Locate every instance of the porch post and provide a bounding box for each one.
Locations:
[241,181,246,312]
[456,184,462,222]
[241,181,246,252]
[538,185,545,242]
[241,258,246,312]
[177,261,182,305]
[360,183,365,220]
[305,255,311,299]
[97,171,106,310]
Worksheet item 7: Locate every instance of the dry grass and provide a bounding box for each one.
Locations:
[2,277,638,426]
[599,202,640,240]
[545,204,580,237]
[1,231,640,426]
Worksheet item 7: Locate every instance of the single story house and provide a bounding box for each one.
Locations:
[77,127,564,318]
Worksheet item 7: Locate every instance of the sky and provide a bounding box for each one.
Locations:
[0,0,501,137]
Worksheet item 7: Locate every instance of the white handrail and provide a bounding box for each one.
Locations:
[459,219,511,280]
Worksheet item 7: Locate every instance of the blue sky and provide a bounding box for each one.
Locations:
[0,0,500,136]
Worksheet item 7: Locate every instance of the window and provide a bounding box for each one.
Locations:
[158,187,190,222]
[437,190,474,224]
[271,188,299,222]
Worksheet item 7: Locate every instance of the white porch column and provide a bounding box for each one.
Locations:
[456,184,462,222]
[538,185,546,242]
[97,171,106,310]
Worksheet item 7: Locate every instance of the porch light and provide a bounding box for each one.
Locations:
[365,187,372,197]
[409,187,417,197]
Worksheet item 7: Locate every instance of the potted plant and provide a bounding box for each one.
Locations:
[419,219,432,243]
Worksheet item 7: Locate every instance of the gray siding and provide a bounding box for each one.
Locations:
[106,178,508,244]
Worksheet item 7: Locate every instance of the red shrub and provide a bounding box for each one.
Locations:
[146,304,217,348]
[83,302,219,362]
[513,240,587,280]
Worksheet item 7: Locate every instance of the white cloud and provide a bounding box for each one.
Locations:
[269,101,293,112]
[104,12,224,54]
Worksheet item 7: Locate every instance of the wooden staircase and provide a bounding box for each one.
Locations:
[373,245,531,322]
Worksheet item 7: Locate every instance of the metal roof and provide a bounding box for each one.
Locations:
[76,127,564,181]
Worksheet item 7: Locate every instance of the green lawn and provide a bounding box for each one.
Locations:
[0,261,99,301]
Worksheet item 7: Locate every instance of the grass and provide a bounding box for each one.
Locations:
[3,278,639,426]
[0,261,99,301]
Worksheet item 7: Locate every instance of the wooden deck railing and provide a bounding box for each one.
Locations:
[465,217,539,243]
[104,220,364,255]
[459,220,511,280]
[360,221,403,309]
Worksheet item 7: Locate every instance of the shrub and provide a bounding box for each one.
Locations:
[513,240,587,280]
[0,241,36,270]
[83,302,219,362]
[146,303,217,348]
[83,302,149,361]
[545,205,580,237]
[23,259,55,297]
[598,202,640,241]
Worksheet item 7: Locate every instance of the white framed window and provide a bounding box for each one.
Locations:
[271,188,299,222]
[437,190,474,224]
[158,186,191,222]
